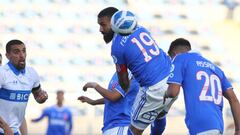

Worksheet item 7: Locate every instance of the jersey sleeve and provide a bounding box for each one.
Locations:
[111,37,126,65]
[114,84,126,97]
[221,71,232,92]
[167,55,185,85]
[29,67,41,88]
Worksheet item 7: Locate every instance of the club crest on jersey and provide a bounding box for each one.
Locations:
[112,55,117,64]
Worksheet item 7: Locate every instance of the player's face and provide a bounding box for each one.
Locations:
[57,92,64,104]
[6,44,26,70]
[98,16,114,43]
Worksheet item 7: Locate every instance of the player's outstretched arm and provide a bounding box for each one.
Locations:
[32,86,48,104]
[0,116,13,135]
[82,82,122,102]
[78,96,104,105]
[223,88,240,135]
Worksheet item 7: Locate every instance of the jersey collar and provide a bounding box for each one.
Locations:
[7,62,26,75]
[188,50,201,55]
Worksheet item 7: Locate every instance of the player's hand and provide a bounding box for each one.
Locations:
[82,82,98,91]
[33,90,48,104]
[0,117,13,135]
[78,96,95,105]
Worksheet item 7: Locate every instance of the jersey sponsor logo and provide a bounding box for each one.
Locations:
[0,88,31,102]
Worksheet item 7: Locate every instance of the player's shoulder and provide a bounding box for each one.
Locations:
[131,25,149,36]
[175,51,200,61]
[62,106,72,114]
[172,52,189,62]
[0,64,7,71]
[0,64,12,76]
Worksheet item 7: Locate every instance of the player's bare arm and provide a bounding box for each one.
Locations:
[223,88,240,135]
[116,64,129,92]
[82,82,122,102]
[32,85,48,104]
[164,83,181,104]
[19,118,27,135]
[0,116,13,135]
[78,96,104,105]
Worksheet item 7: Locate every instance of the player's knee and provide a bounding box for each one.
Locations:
[128,125,143,135]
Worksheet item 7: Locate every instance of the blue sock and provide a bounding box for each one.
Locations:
[128,127,134,135]
[150,117,166,135]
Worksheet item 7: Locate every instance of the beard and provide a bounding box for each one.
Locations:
[103,31,114,44]
[17,61,26,70]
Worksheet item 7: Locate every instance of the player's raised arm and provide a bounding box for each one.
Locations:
[78,96,104,105]
[82,82,123,102]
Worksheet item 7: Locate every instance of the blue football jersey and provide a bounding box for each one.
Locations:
[167,52,232,134]
[32,106,72,135]
[102,72,139,132]
[111,26,171,87]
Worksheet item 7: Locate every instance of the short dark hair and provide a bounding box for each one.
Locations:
[6,39,24,53]
[57,90,64,95]
[98,7,119,18]
[168,38,191,56]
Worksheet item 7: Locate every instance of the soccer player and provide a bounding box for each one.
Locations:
[98,7,169,135]
[32,90,72,135]
[0,52,27,135]
[0,39,48,135]
[110,11,175,135]
[0,52,28,135]
[78,72,139,135]
[164,38,240,135]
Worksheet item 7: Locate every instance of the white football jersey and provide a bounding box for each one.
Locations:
[0,62,40,133]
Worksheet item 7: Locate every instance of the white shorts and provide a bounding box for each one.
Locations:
[103,126,128,135]
[131,77,177,130]
[196,129,222,135]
